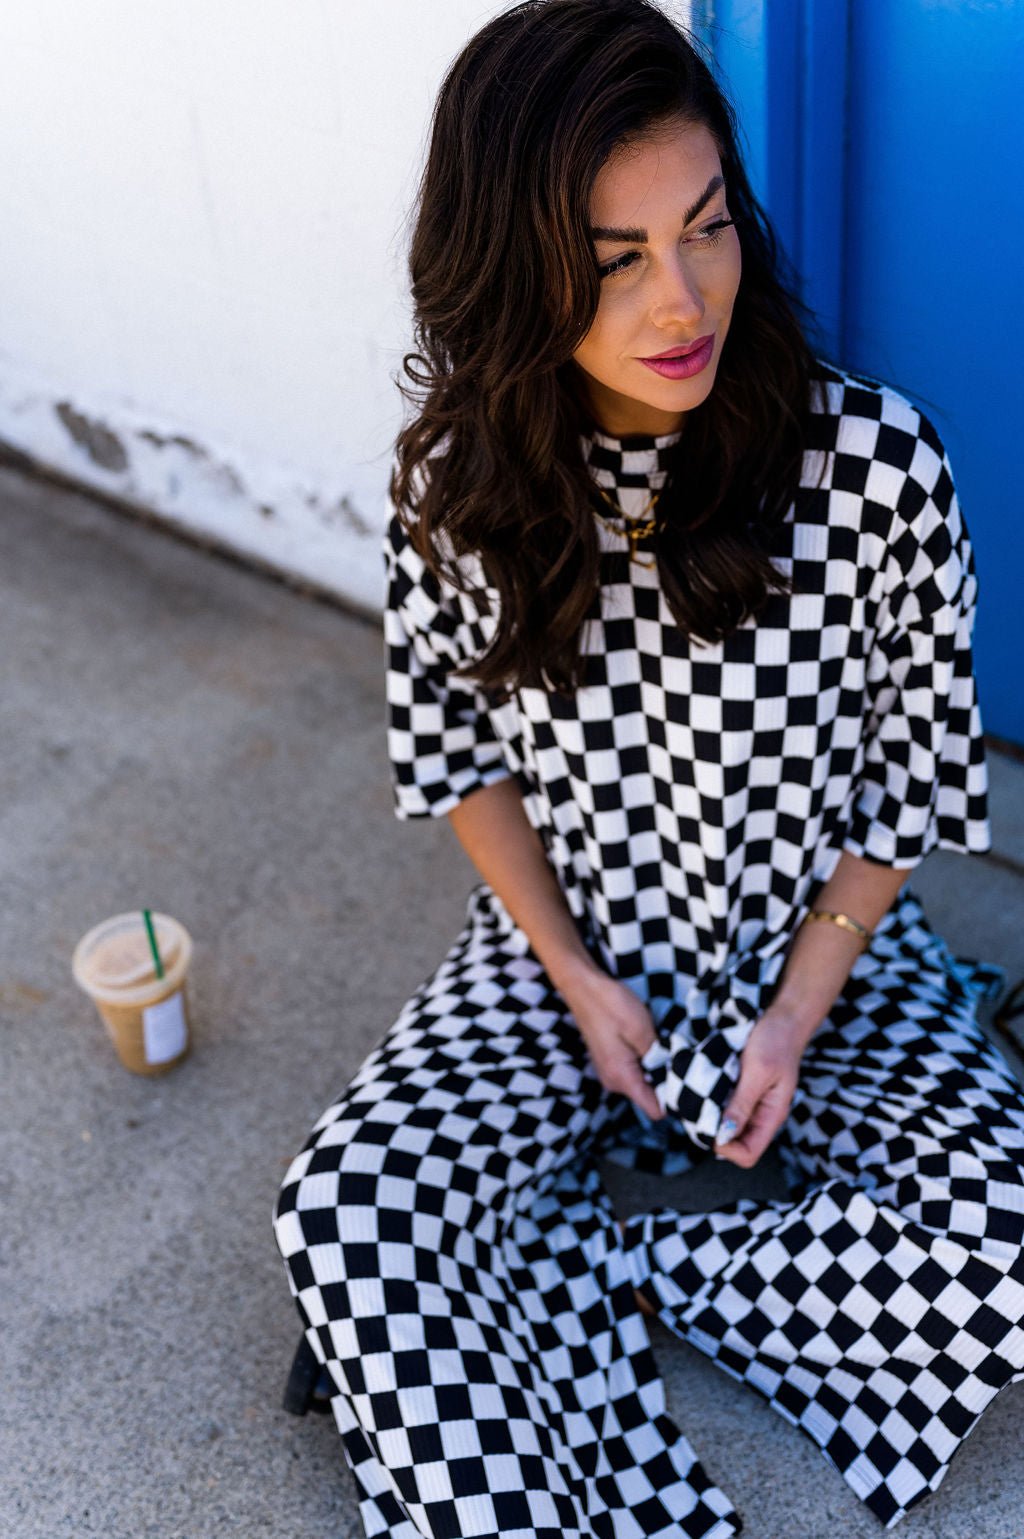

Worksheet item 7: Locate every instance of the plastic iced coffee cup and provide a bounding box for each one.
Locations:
[72,911,194,1075]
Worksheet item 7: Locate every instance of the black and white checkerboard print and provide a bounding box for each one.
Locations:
[276,880,744,1539]
[383,361,992,1146]
[273,361,1023,1533]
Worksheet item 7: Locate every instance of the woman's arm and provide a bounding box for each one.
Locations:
[446,778,666,1119]
[715,849,909,1168]
[446,778,598,997]
[769,849,909,1046]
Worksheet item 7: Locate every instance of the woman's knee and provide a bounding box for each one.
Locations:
[272,1068,563,1279]
[888,1138,1024,1260]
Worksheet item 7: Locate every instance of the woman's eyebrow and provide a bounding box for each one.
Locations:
[589,173,725,242]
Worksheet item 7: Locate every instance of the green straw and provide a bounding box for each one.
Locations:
[142,908,165,980]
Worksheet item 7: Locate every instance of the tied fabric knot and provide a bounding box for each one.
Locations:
[641,943,791,1150]
[632,891,1007,1157]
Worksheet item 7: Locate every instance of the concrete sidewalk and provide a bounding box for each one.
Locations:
[2,461,1023,1539]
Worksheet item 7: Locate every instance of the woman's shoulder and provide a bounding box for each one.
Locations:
[807,356,948,473]
[383,440,495,637]
[805,356,958,537]
[806,358,970,619]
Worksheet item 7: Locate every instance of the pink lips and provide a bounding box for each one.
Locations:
[638,334,715,379]
[641,334,715,359]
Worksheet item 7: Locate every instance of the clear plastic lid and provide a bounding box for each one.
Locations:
[72,911,191,1002]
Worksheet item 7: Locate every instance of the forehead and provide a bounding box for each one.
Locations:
[592,120,722,211]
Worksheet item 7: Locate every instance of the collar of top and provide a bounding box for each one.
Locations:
[580,423,681,485]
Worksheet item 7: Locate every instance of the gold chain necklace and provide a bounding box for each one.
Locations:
[591,482,664,568]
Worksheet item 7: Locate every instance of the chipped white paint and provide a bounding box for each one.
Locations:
[0,0,523,613]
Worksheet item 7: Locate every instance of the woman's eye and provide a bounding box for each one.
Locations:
[694,218,735,247]
[597,251,640,279]
[597,218,736,280]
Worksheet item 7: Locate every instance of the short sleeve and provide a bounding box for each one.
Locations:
[383,510,514,820]
[842,428,993,869]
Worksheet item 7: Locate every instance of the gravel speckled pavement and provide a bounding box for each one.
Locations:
[3,461,1023,1539]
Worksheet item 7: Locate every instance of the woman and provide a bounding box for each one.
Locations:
[273,2,1024,1534]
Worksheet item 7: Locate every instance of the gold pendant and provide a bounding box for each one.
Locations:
[627,528,656,568]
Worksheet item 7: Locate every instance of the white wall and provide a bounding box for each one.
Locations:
[0,1,702,614]
[0,0,515,613]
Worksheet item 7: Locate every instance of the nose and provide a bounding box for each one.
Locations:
[650,249,705,328]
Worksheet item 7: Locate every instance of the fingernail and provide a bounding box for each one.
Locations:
[716,1116,739,1146]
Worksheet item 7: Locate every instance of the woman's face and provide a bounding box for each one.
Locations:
[572,118,741,437]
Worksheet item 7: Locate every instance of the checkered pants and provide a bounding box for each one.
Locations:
[273,882,1024,1537]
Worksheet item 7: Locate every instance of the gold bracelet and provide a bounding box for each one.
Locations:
[802,909,874,945]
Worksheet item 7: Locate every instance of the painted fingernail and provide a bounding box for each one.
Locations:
[716,1117,739,1146]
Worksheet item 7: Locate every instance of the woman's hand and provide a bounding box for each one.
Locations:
[561,964,666,1123]
[713,1008,811,1168]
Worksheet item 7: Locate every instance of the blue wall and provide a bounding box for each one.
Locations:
[703,0,1023,747]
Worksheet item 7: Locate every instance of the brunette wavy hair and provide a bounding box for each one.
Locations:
[389,0,837,703]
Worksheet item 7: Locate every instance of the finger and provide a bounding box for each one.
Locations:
[717,1085,793,1168]
[611,1058,666,1121]
[627,1029,659,1061]
[714,1072,761,1150]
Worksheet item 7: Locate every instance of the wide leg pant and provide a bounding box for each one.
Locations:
[272,881,1024,1537]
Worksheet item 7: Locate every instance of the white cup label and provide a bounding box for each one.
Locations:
[142,989,188,1064]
